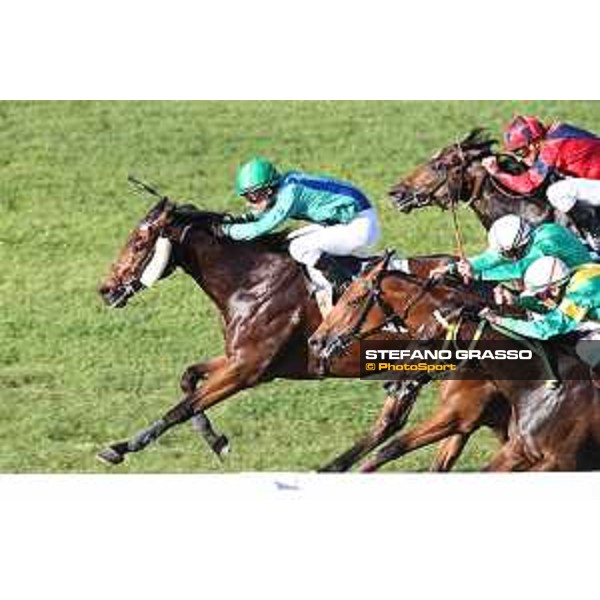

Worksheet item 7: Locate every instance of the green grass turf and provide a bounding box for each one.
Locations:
[1,100,598,472]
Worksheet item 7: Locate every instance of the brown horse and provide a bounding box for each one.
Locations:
[97,193,465,469]
[310,255,510,471]
[389,129,555,229]
[310,256,600,472]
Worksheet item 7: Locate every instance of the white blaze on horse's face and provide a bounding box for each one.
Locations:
[140,236,173,288]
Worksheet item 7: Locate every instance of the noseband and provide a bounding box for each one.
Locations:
[107,221,177,308]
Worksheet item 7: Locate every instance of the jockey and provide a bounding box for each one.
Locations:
[219,157,381,314]
[431,215,592,303]
[481,115,600,250]
[483,256,600,384]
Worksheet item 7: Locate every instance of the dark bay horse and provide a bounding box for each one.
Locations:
[310,256,600,472]
[97,195,464,469]
[389,129,555,229]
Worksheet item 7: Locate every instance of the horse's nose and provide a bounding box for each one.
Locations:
[389,183,407,199]
[98,283,113,305]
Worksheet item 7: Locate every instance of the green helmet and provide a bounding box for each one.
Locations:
[235,157,281,196]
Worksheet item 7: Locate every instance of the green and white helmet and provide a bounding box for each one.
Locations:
[523,256,571,295]
[488,215,532,254]
[235,157,281,196]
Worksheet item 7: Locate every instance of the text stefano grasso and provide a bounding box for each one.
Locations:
[364,349,533,361]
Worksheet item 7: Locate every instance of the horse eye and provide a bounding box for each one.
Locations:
[133,238,147,251]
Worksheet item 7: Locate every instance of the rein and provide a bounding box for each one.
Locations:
[486,170,544,202]
[409,143,476,260]
[448,143,468,260]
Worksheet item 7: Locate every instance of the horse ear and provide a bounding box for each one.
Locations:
[382,248,396,270]
[366,250,394,280]
[164,199,177,217]
[461,128,498,156]
[461,127,488,147]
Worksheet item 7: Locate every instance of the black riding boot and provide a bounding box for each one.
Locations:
[569,203,600,252]
[314,254,353,301]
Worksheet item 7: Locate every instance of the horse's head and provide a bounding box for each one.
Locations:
[309,253,397,373]
[309,253,493,373]
[98,197,177,308]
[389,128,496,213]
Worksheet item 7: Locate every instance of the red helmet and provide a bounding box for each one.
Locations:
[503,115,546,152]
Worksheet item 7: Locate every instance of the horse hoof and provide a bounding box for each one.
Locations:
[317,464,342,473]
[97,447,125,465]
[213,435,230,460]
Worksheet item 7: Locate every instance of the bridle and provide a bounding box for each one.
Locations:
[400,144,477,212]
[105,227,161,308]
[319,254,438,367]
[104,202,179,309]
[409,144,478,260]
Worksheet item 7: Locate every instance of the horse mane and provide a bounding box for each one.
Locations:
[460,129,554,206]
[387,269,493,302]
[386,268,512,319]
[172,204,291,253]
[459,127,497,156]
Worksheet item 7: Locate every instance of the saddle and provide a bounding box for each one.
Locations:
[303,251,407,301]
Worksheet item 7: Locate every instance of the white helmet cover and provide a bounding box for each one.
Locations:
[523,256,571,294]
[488,215,532,253]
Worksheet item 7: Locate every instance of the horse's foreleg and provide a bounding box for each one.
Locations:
[430,434,469,472]
[97,396,197,465]
[528,455,565,471]
[181,356,228,394]
[180,355,230,459]
[186,359,255,413]
[428,379,507,471]
[98,358,252,466]
[482,442,533,471]
[318,391,417,472]
[359,406,463,472]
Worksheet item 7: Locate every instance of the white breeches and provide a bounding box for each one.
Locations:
[547,178,600,213]
[574,322,600,367]
[287,208,381,268]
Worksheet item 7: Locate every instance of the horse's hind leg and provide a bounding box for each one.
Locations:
[190,412,230,459]
[318,390,417,472]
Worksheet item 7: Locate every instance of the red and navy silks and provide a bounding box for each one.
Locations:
[495,122,600,195]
